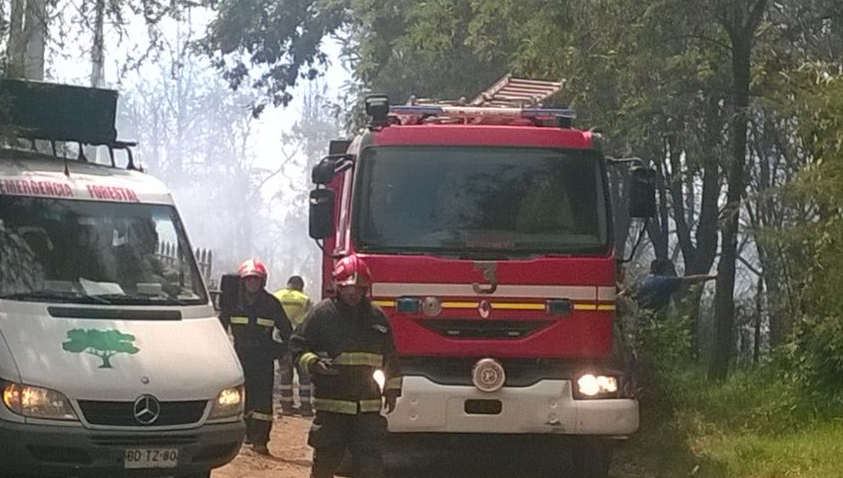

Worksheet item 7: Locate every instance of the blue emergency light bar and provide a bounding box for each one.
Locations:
[389,105,577,121]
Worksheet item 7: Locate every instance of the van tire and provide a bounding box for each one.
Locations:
[176,472,211,478]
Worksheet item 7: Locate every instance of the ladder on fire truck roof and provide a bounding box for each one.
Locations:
[391,75,574,123]
[471,74,564,107]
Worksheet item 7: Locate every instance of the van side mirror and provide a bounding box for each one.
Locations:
[218,273,241,313]
[628,165,656,218]
[309,189,335,239]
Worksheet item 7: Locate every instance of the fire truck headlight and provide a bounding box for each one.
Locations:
[373,370,386,392]
[575,374,619,399]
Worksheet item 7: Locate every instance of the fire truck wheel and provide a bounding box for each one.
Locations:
[569,437,614,478]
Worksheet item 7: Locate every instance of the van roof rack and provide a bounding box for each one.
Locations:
[0,79,138,169]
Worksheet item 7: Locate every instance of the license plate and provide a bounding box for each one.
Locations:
[124,448,179,469]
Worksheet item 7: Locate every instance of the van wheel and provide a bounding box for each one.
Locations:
[568,438,614,478]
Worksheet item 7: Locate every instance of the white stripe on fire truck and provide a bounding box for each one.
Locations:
[597,286,616,301]
[370,283,597,301]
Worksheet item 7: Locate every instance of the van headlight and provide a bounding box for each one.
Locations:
[208,385,244,419]
[2,381,78,420]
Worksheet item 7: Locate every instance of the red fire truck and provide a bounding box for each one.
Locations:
[308,77,655,478]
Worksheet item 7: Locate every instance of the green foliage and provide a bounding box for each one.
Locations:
[200,0,351,111]
[632,310,694,378]
[62,329,139,368]
[773,68,843,399]
[784,314,843,400]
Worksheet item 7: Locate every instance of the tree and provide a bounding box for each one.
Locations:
[6,0,48,79]
[201,0,842,372]
[62,329,140,369]
[707,0,769,380]
[199,0,350,113]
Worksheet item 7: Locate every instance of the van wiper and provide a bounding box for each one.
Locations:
[0,290,111,304]
[92,294,189,305]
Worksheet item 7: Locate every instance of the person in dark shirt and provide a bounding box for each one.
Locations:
[637,258,716,313]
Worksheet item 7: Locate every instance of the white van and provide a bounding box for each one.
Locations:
[0,148,245,478]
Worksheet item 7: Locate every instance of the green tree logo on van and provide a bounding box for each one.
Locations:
[62,329,139,369]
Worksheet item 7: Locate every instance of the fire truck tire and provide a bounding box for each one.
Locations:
[569,437,614,478]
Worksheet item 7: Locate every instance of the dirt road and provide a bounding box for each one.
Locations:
[211,415,643,478]
[213,415,312,478]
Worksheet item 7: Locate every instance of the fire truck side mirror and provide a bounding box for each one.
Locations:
[309,188,335,239]
[628,165,656,218]
[218,273,241,313]
[312,158,337,185]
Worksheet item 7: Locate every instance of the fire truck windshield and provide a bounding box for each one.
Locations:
[354,146,609,256]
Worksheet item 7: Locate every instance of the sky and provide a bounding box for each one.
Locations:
[42,7,351,290]
[46,8,351,171]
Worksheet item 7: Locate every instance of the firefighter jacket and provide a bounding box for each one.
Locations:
[291,298,402,415]
[273,288,311,328]
[219,289,292,352]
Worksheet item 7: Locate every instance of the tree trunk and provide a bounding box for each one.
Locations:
[754,274,763,362]
[23,0,47,80]
[91,0,105,87]
[709,31,753,381]
[6,0,27,78]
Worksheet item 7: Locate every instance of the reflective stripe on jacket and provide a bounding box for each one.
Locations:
[219,289,292,351]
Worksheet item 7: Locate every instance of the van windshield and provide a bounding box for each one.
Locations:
[0,197,207,305]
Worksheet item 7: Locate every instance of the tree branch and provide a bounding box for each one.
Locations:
[737,253,762,277]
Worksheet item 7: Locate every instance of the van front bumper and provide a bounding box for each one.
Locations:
[387,376,638,436]
[0,419,245,477]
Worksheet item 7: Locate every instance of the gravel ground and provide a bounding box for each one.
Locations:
[211,415,646,478]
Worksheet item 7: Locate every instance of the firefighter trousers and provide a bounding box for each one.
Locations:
[308,411,387,478]
[238,348,275,446]
[276,353,312,412]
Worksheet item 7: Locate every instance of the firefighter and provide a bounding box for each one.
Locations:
[273,275,314,416]
[219,259,292,455]
[291,255,402,478]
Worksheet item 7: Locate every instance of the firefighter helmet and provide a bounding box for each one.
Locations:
[332,255,372,287]
[238,259,268,282]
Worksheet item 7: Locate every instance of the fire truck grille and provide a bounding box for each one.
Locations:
[417,319,552,339]
[78,400,207,427]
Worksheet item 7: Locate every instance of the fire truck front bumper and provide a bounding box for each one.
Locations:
[387,376,638,436]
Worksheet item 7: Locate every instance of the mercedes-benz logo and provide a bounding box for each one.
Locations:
[133,394,161,425]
